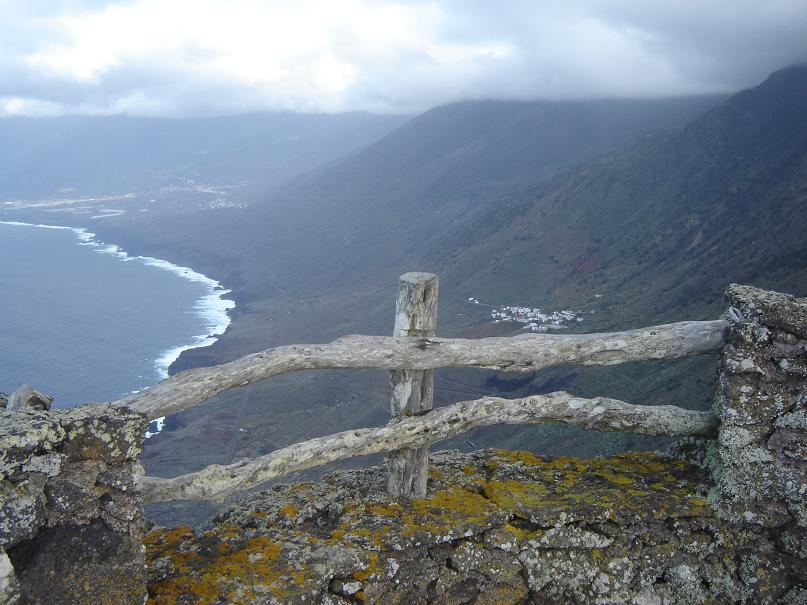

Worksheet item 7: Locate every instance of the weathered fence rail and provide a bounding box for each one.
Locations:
[114,323,728,418]
[140,392,717,504]
[125,272,729,503]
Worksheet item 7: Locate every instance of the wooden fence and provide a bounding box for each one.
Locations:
[115,272,728,505]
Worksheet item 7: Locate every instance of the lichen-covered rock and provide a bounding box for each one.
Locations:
[725,284,807,340]
[0,403,149,604]
[711,285,807,529]
[0,549,20,605]
[0,475,47,549]
[60,403,148,463]
[145,449,802,604]
[8,385,54,412]
[0,411,66,481]
[10,519,148,605]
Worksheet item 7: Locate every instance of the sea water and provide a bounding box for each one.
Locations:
[0,221,234,410]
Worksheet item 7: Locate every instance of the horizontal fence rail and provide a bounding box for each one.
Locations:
[116,320,728,418]
[140,390,717,504]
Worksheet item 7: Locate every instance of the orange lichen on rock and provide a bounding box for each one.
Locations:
[146,525,307,604]
[145,449,720,604]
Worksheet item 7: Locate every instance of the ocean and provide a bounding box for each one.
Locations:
[0,221,234,410]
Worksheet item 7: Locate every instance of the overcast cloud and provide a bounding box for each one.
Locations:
[2,0,806,117]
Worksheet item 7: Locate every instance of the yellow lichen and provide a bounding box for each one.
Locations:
[626,488,649,498]
[280,504,299,518]
[401,485,498,537]
[482,479,549,514]
[147,450,714,604]
[346,524,391,549]
[146,530,303,604]
[594,468,637,487]
[491,449,544,465]
[504,522,542,543]
[352,553,381,582]
[367,502,402,517]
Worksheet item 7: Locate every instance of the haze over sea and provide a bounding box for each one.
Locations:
[0,221,234,409]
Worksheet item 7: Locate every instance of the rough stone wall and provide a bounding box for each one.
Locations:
[710,285,807,531]
[0,404,148,605]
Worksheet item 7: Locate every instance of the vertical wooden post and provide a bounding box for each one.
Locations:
[387,272,438,499]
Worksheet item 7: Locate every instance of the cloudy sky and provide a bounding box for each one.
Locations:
[2,0,807,117]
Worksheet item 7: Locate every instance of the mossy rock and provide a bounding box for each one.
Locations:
[145,449,790,604]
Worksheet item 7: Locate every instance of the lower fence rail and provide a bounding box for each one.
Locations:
[140,390,716,504]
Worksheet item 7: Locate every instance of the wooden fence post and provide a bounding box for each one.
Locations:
[387,272,438,499]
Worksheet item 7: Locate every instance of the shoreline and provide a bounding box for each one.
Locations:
[0,219,236,403]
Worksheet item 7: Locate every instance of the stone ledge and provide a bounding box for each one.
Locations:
[0,404,149,605]
[145,449,804,604]
[726,284,807,340]
[712,284,807,530]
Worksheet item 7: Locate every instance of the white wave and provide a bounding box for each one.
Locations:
[1,220,81,231]
[150,286,235,381]
[144,416,165,439]
[1,219,236,435]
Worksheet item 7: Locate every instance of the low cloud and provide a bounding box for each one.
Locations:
[2,0,806,116]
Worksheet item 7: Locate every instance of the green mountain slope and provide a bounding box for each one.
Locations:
[224,95,727,298]
[440,65,807,326]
